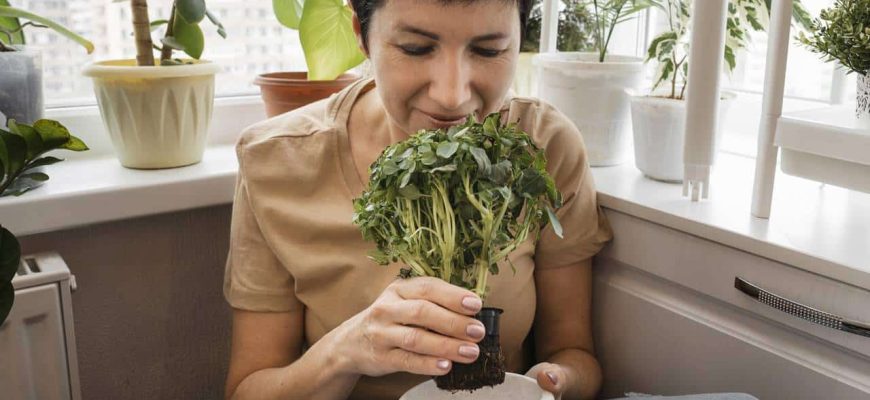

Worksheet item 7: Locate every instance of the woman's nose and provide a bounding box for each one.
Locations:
[428,53,472,111]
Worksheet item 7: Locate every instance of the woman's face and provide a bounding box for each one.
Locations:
[359,0,521,134]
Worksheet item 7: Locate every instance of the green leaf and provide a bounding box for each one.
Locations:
[176,0,206,24]
[398,184,423,200]
[0,130,26,177]
[60,135,88,152]
[299,0,365,80]
[7,120,43,160]
[19,172,48,182]
[436,142,459,159]
[2,177,41,196]
[0,132,7,176]
[430,164,457,173]
[546,207,563,239]
[150,19,169,32]
[23,156,62,172]
[724,45,736,71]
[32,119,71,148]
[0,0,24,45]
[172,16,204,59]
[205,9,227,38]
[381,159,399,176]
[0,225,19,325]
[469,147,491,176]
[0,6,93,53]
[273,0,304,30]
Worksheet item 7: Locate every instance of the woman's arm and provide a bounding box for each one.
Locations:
[532,257,602,400]
[225,308,360,400]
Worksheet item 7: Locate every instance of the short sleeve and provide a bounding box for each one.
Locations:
[223,143,304,312]
[532,103,613,269]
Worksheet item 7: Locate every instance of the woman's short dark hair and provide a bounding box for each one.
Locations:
[350,0,533,51]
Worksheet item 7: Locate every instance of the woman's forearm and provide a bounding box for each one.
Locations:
[548,348,602,400]
[230,331,360,400]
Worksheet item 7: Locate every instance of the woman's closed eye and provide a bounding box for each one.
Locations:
[397,44,507,58]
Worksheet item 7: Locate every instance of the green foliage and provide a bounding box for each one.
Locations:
[159,0,226,62]
[646,0,813,99]
[0,225,20,326]
[522,0,597,52]
[0,119,88,197]
[799,0,870,75]
[352,114,562,299]
[273,0,365,80]
[0,3,93,53]
[589,0,659,62]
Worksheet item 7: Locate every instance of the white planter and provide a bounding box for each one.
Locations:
[82,60,221,169]
[0,47,43,126]
[630,91,736,182]
[534,52,644,166]
[857,73,869,128]
[400,373,553,400]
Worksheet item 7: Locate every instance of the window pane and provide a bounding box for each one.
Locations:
[14,0,307,108]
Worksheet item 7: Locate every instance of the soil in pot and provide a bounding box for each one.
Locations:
[434,307,505,392]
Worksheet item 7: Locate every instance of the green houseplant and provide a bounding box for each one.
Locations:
[0,119,88,326]
[0,1,93,125]
[353,114,561,392]
[799,0,870,123]
[629,0,811,182]
[82,0,227,169]
[534,0,657,167]
[255,0,366,117]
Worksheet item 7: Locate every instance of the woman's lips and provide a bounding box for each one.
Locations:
[422,112,468,128]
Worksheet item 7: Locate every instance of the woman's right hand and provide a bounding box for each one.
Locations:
[326,277,487,377]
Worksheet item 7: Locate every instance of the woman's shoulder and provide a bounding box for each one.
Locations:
[237,98,336,151]
[501,95,586,155]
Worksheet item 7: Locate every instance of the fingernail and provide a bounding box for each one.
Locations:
[546,371,559,385]
[466,323,485,340]
[459,345,479,358]
[461,296,482,312]
[437,360,451,370]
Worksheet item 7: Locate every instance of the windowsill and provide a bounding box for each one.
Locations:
[1,101,867,291]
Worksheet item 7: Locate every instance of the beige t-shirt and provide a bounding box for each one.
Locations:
[223,78,613,399]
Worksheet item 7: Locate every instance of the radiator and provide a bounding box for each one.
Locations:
[0,252,81,400]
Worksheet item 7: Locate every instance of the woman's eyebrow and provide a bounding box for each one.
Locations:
[397,23,508,42]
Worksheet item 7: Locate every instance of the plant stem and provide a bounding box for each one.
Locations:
[131,0,155,66]
[160,3,177,62]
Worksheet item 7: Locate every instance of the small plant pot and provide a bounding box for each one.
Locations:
[254,72,360,117]
[82,59,221,169]
[857,74,869,128]
[0,47,43,126]
[630,91,736,182]
[534,52,645,167]
[434,307,505,392]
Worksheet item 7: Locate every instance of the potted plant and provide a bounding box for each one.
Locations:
[256,0,366,117]
[0,1,94,125]
[630,0,812,182]
[514,0,597,97]
[533,0,656,167]
[82,0,227,169]
[799,0,870,126]
[353,114,562,392]
[0,119,88,326]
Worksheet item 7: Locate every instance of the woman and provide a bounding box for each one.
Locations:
[222,1,750,400]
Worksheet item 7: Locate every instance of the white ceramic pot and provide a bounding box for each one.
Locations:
[82,59,221,169]
[534,52,644,166]
[400,372,554,400]
[511,52,538,98]
[630,91,736,182]
[0,47,43,126]
[857,73,869,128]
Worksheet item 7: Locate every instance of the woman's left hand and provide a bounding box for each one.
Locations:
[526,361,572,400]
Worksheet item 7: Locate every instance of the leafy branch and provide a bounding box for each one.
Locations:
[352,114,562,299]
[124,0,226,66]
[798,0,870,76]
[0,119,88,197]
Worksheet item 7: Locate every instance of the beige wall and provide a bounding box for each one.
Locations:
[20,204,234,399]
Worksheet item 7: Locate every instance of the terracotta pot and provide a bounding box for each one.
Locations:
[254,72,361,117]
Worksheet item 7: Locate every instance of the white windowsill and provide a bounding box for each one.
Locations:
[1,99,867,291]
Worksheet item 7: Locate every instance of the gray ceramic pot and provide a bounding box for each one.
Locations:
[0,47,43,126]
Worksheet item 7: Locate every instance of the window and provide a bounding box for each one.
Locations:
[15,0,307,107]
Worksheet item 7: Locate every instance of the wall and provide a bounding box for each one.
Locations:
[19,204,234,400]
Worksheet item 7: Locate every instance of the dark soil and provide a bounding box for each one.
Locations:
[434,333,506,392]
